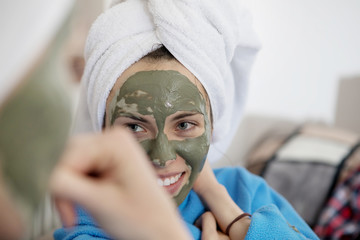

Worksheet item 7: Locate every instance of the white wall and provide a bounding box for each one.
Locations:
[241,0,360,124]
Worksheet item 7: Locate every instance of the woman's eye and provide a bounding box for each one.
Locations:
[177,122,193,131]
[127,124,144,132]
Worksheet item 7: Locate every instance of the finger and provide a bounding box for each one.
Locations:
[50,163,115,211]
[217,231,230,240]
[50,127,157,205]
[57,132,116,175]
[200,212,218,240]
[104,128,160,189]
[59,127,153,183]
[195,212,230,240]
[54,198,76,228]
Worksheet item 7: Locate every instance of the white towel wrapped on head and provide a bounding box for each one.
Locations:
[75,0,261,162]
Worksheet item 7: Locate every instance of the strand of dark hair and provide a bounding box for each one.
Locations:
[144,45,175,61]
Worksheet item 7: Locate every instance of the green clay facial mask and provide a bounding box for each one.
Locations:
[108,70,211,205]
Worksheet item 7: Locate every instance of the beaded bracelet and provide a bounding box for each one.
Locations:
[225,213,252,235]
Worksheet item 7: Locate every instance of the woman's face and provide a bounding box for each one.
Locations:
[105,59,211,205]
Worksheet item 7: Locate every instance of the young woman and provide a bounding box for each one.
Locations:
[52,0,319,239]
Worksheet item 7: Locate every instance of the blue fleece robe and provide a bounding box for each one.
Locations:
[54,167,319,239]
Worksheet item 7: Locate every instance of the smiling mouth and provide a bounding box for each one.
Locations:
[157,172,183,186]
[157,172,186,196]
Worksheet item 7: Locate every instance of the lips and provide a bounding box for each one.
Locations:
[157,172,185,196]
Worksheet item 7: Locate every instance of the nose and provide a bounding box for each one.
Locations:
[149,132,176,168]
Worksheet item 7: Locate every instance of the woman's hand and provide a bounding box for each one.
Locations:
[50,127,191,240]
[193,161,250,239]
[195,212,229,240]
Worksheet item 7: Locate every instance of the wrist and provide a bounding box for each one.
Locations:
[228,215,251,240]
[199,185,245,233]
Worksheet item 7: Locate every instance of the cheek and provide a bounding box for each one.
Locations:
[172,134,210,173]
[136,126,211,173]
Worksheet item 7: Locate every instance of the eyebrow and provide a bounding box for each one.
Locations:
[119,113,149,123]
[171,112,202,121]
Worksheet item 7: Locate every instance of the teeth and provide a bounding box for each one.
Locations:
[157,173,182,187]
[157,179,163,186]
[175,174,180,181]
[164,178,171,186]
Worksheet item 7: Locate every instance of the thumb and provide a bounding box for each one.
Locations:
[49,164,110,215]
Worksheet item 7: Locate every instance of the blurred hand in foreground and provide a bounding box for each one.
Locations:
[50,127,191,240]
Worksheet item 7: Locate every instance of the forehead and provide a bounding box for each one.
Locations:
[117,70,206,115]
[107,59,208,108]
